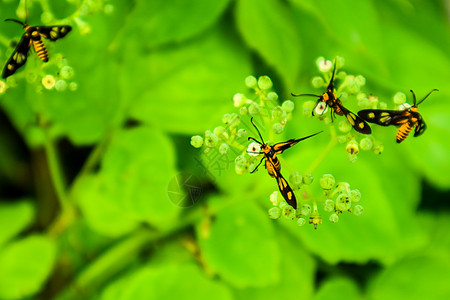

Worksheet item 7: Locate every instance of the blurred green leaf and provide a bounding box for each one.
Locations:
[235,0,302,90]
[313,277,361,300]
[74,175,139,238]
[120,24,252,135]
[73,126,180,236]
[0,200,34,247]
[289,0,386,77]
[402,109,450,189]
[234,227,316,299]
[100,262,233,300]
[0,235,56,299]
[197,199,280,288]
[121,0,231,48]
[380,21,450,91]
[368,255,450,300]
[417,212,450,263]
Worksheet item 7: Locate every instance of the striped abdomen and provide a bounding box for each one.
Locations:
[265,156,281,177]
[32,39,49,62]
[396,122,413,143]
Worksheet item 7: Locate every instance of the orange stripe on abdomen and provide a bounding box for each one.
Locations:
[396,123,412,143]
[33,40,49,62]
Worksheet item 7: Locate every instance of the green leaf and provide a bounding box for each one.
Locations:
[368,255,450,300]
[417,212,450,263]
[289,0,386,78]
[380,22,450,90]
[121,24,252,134]
[235,0,302,90]
[0,235,56,299]
[73,126,180,236]
[235,228,316,299]
[313,277,361,300]
[100,262,233,300]
[121,0,231,48]
[73,175,139,238]
[400,92,450,189]
[196,199,280,288]
[0,200,34,247]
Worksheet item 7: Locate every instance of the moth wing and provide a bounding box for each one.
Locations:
[37,25,72,41]
[273,139,300,154]
[338,103,372,134]
[273,132,322,154]
[414,118,426,137]
[358,109,407,126]
[2,34,31,78]
[275,170,297,209]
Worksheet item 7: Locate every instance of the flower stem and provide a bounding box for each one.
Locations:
[55,228,155,300]
[43,127,70,214]
[304,125,337,174]
[42,125,77,237]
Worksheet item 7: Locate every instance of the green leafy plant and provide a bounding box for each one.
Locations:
[191,58,375,228]
[0,0,449,299]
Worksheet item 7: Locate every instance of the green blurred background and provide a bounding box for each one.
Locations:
[0,0,449,299]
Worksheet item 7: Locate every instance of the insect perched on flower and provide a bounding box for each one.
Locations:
[247,117,321,209]
[2,18,71,79]
[358,89,438,143]
[291,61,372,135]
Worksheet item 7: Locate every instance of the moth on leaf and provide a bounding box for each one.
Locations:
[291,61,372,135]
[247,117,321,209]
[2,18,71,79]
[358,89,438,143]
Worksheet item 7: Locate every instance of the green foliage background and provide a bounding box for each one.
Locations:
[0,0,449,299]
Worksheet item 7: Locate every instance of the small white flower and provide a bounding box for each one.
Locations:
[393,92,406,105]
[398,102,411,110]
[233,93,245,107]
[42,75,55,89]
[247,142,261,156]
[0,80,7,94]
[314,101,328,115]
[318,59,333,72]
[270,191,279,206]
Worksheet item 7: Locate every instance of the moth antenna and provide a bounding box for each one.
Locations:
[250,117,265,145]
[416,89,439,106]
[248,137,262,145]
[5,18,25,27]
[410,90,417,106]
[327,58,337,90]
[291,93,321,97]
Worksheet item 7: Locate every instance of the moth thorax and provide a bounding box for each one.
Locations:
[262,145,271,154]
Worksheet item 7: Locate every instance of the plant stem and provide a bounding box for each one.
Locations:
[43,128,70,214]
[73,132,111,187]
[304,125,337,174]
[55,228,156,300]
[42,126,78,238]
